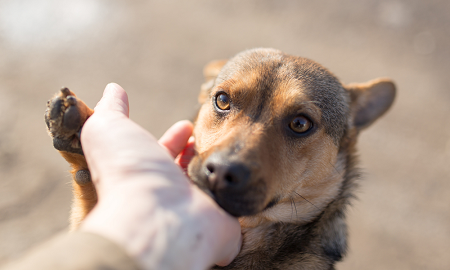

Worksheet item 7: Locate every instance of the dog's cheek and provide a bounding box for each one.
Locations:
[192,114,216,153]
[187,156,204,186]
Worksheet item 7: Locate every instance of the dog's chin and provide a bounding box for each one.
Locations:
[212,190,265,217]
[190,175,266,217]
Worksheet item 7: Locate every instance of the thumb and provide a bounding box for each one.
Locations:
[94,83,130,117]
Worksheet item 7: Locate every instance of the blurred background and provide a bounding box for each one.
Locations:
[0,0,449,269]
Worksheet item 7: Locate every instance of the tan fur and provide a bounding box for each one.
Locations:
[60,152,97,230]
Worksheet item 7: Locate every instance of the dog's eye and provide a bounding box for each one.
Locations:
[289,116,312,133]
[216,93,230,110]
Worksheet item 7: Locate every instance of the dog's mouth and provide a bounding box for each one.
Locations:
[202,182,278,217]
[263,197,280,211]
[194,174,268,217]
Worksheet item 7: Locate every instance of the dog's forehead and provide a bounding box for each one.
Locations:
[216,49,350,143]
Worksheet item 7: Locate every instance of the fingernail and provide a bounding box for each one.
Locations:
[104,82,120,94]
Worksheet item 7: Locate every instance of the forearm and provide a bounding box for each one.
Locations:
[0,232,140,270]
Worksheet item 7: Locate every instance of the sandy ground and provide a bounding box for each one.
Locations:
[0,0,449,269]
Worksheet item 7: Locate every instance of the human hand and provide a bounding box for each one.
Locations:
[79,83,242,270]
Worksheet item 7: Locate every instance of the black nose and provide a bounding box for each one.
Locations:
[205,154,251,190]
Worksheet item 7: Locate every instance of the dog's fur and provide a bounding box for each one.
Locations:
[45,48,395,269]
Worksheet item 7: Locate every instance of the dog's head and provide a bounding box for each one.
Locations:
[188,48,395,226]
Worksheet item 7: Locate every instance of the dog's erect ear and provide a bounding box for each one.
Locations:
[198,60,228,104]
[346,78,396,130]
[203,59,228,82]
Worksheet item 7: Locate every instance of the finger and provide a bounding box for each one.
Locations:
[94,83,130,117]
[175,136,195,171]
[193,188,242,268]
[159,120,194,159]
[212,206,242,267]
[215,232,242,267]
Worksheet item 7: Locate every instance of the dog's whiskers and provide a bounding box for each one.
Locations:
[289,199,293,222]
[329,161,340,175]
[298,100,322,105]
[293,191,320,211]
[290,196,298,220]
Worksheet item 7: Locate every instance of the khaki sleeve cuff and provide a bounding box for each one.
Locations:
[1,231,141,270]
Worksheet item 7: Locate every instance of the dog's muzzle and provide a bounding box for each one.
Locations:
[199,151,266,217]
[205,153,251,190]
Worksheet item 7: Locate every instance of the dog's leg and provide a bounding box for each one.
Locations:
[45,88,95,231]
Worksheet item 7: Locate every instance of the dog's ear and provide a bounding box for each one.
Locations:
[198,60,228,104]
[346,78,396,130]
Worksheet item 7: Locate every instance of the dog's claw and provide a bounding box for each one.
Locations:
[60,87,71,97]
[67,95,77,106]
[76,127,83,139]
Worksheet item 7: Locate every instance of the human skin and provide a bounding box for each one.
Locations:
[80,83,242,270]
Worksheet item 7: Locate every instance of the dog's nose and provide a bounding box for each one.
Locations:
[205,155,251,190]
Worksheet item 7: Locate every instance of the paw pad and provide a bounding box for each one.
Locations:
[45,87,88,155]
[75,169,91,185]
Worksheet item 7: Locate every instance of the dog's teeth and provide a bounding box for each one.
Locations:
[60,87,70,97]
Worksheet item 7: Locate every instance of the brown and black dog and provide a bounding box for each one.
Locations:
[45,48,395,269]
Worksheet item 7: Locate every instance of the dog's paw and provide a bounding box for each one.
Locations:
[45,87,91,155]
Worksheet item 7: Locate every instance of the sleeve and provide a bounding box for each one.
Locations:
[0,231,142,270]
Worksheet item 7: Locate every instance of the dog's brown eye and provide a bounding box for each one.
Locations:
[289,116,312,133]
[216,93,230,110]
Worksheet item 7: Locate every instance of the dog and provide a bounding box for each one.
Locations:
[45,48,395,269]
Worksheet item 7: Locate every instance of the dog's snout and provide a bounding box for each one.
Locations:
[205,155,251,190]
[198,152,266,217]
